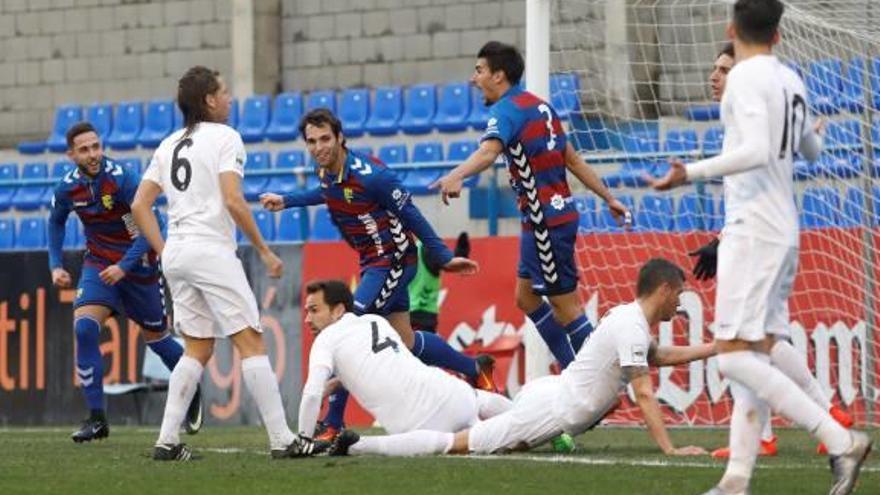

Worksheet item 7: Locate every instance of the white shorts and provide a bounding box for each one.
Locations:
[468,376,563,454]
[715,235,797,341]
[161,239,261,339]
[412,380,480,434]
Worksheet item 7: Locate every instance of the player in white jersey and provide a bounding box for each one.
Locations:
[297,280,512,444]
[325,258,713,458]
[649,2,872,494]
[131,66,316,461]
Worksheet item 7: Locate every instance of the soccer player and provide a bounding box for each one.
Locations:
[694,42,850,461]
[409,232,470,332]
[296,280,512,445]
[327,258,711,458]
[649,2,872,493]
[432,41,631,370]
[48,121,201,443]
[131,66,315,461]
[260,109,495,440]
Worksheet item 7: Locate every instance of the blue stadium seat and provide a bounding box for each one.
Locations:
[275,149,306,169]
[664,129,699,153]
[311,205,340,241]
[800,186,841,229]
[446,140,480,188]
[17,140,47,155]
[237,95,271,143]
[137,100,174,148]
[820,152,862,179]
[838,58,867,113]
[0,164,18,212]
[266,92,304,142]
[366,86,403,136]
[268,149,303,194]
[173,103,184,130]
[106,101,143,150]
[351,146,374,158]
[87,103,113,140]
[0,218,14,249]
[63,215,82,249]
[51,160,76,178]
[806,59,843,115]
[549,73,580,119]
[675,192,714,231]
[683,104,720,121]
[603,160,653,188]
[378,143,408,166]
[433,82,471,133]
[16,217,47,249]
[597,195,635,232]
[794,157,821,181]
[825,119,861,151]
[266,171,299,196]
[339,88,369,138]
[117,157,143,176]
[406,142,444,194]
[467,86,491,130]
[253,209,276,242]
[634,194,674,232]
[12,163,49,211]
[400,84,437,135]
[277,207,308,242]
[618,131,660,154]
[702,127,724,156]
[47,105,83,152]
[841,187,865,227]
[243,151,271,201]
[226,99,239,129]
[306,90,337,113]
[573,195,596,232]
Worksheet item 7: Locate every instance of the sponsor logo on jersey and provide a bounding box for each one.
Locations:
[344,187,354,203]
[550,193,565,210]
[101,194,114,210]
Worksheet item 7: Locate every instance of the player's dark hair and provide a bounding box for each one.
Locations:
[477,41,525,86]
[718,41,735,59]
[177,65,221,139]
[66,121,98,149]
[636,258,686,297]
[298,108,347,148]
[306,279,354,312]
[732,0,784,45]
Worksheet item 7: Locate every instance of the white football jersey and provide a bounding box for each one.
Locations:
[308,313,474,434]
[142,123,246,247]
[553,301,651,433]
[720,54,809,247]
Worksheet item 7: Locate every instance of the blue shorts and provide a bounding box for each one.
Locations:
[517,220,579,296]
[353,263,417,316]
[74,264,167,332]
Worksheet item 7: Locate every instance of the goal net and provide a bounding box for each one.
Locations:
[549,0,879,427]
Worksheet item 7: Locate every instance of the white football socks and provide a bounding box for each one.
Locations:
[720,382,769,491]
[350,430,455,457]
[242,355,296,450]
[156,355,203,446]
[770,339,832,410]
[476,390,513,420]
[761,415,774,442]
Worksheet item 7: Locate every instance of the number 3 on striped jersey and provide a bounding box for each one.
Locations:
[538,103,557,151]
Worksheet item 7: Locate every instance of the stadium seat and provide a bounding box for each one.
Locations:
[399,84,437,135]
[277,207,308,242]
[0,217,14,249]
[664,129,699,153]
[634,194,674,232]
[683,104,720,121]
[226,99,239,129]
[800,186,841,229]
[406,142,444,194]
[306,90,337,113]
[16,217,47,249]
[339,88,369,138]
[702,127,724,156]
[265,92,304,142]
[242,151,271,201]
[447,140,480,188]
[275,149,306,170]
[618,131,660,154]
[378,143,408,166]
[820,151,862,179]
[674,192,714,231]
[106,101,144,150]
[86,103,114,140]
[268,150,303,195]
[51,160,76,178]
[825,119,861,151]
[573,195,596,232]
[433,82,471,132]
[311,205,340,241]
[597,195,635,232]
[117,157,143,176]
[47,105,83,152]
[237,94,271,143]
[252,209,276,242]
[603,160,654,188]
[63,215,83,249]
[137,100,174,148]
[350,146,374,158]
[17,140,48,155]
[838,58,867,113]
[549,73,580,119]
[794,158,821,181]
[841,187,865,227]
[366,86,403,136]
[806,59,843,115]
[467,86,491,130]
[12,162,49,211]
[0,164,18,212]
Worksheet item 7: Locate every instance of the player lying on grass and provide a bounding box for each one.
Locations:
[296,280,513,445]
[325,258,713,457]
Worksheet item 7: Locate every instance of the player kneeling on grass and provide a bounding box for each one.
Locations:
[296,280,513,446]
[327,258,713,457]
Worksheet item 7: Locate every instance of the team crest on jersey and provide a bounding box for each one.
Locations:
[101,194,114,210]
[344,187,354,203]
[550,194,565,210]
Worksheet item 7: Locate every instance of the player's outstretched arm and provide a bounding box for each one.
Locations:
[47,189,72,287]
[431,139,503,205]
[649,342,716,367]
[131,179,166,256]
[298,364,332,438]
[628,369,707,456]
[259,187,323,212]
[563,142,630,225]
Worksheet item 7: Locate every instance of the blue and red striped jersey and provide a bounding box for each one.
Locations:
[481,86,578,229]
[48,158,160,280]
[281,150,453,269]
